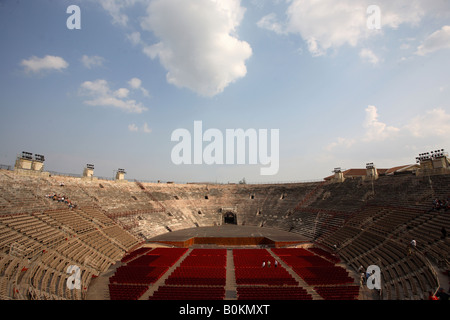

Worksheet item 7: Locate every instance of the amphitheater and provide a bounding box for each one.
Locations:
[0,159,449,301]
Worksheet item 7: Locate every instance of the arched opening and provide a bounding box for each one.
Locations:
[223,212,237,225]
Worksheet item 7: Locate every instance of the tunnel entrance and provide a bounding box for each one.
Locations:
[223,212,237,225]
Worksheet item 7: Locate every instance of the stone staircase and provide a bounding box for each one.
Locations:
[139,248,192,300]
[224,249,237,300]
[266,249,323,300]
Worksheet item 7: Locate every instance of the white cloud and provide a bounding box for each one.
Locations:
[128,122,151,133]
[128,123,139,132]
[257,13,285,34]
[325,137,356,152]
[128,77,149,97]
[404,108,450,137]
[285,0,368,54]
[81,55,105,69]
[377,1,424,29]
[363,105,400,141]
[128,77,142,89]
[325,106,450,163]
[80,79,147,114]
[142,122,152,133]
[127,31,142,46]
[259,0,437,57]
[84,96,146,114]
[21,55,68,74]
[114,88,130,98]
[416,25,450,56]
[305,37,325,57]
[98,0,142,26]
[359,48,381,65]
[140,0,252,97]
[81,78,109,93]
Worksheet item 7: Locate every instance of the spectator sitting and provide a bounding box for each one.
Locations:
[429,198,443,212]
[365,271,371,283]
[432,197,439,206]
[444,199,450,211]
[408,239,417,255]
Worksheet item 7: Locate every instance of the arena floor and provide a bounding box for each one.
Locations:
[147,225,311,244]
[86,226,370,300]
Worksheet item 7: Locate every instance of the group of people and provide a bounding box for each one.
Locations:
[45,193,77,209]
[261,260,278,268]
[429,197,450,212]
[357,265,376,285]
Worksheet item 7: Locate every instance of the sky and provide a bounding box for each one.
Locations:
[1,0,450,184]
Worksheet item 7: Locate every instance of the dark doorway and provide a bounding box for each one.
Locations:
[223,212,237,225]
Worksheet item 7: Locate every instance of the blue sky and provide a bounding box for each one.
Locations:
[1,0,450,183]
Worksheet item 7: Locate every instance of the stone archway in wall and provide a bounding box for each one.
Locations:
[223,211,237,225]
